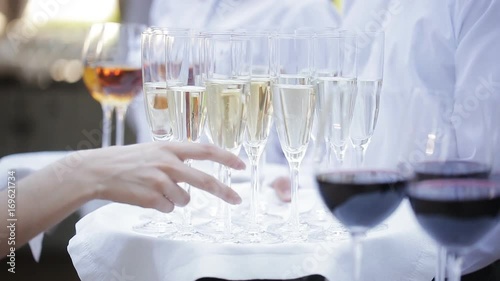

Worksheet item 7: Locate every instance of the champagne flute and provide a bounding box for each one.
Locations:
[143,27,184,142]
[82,23,112,148]
[95,23,145,146]
[350,31,384,167]
[133,27,181,235]
[162,30,213,241]
[239,30,282,243]
[309,30,358,241]
[204,31,250,241]
[314,30,357,166]
[401,88,494,281]
[268,31,316,242]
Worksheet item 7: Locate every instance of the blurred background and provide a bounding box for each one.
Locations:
[0,0,152,280]
[0,0,153,158]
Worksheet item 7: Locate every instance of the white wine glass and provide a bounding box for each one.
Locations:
[268,30,316,242]
[350,31,384,167]
[314,29,357,167]
[204,31,251,242]
[239,30,282,243]
[309,29,357,241]
[133,27,179,235]
[162,29,213,241]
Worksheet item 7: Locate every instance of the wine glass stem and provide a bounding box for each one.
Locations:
[115,105,128,146]
[351,233,364,281]
[447,252,463,281]
[249,154,261,227]
[101,104,113,148]
[289,161,300,227]
[221,165,232,236]
[182,159,193,229]
[436,246,447,281]
[354,146,365,168]
[325,142,332,165]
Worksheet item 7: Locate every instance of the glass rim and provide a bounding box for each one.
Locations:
[407,178,500,198]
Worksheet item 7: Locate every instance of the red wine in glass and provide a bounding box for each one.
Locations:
[408,180,500,250]
[316,170,407,231]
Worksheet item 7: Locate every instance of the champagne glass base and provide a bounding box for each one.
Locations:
[161,229,215,242]
[132,220,177,235]
[196,221,244,243]
[238,231,283,244]
[308,225,350,242]
[267,222,319,242]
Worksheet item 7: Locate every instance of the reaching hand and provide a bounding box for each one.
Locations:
[53,142,245,213]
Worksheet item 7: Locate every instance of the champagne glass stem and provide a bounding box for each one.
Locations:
[354,146,366,168]
[115,105,128,146]
[249,153,261,227]
[289,161,300,227]
[101,104,113,148]
[222,165,232,237]
[351,233,364,281]
[436,246,447,281]
[447,252,463,281]
[325,142,332,166]
[182,159,193,229]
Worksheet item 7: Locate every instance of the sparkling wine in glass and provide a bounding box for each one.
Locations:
[314,29,357,167]
[204,32,250,242]
[268,31,317,242]
[163,30,213,241]
[95,23,145,146]
[239,30,282,243]
[82,23,113,148]
[350,31,384,167]
[133,27,179,235]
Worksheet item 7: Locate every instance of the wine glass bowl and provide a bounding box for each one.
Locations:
[407,179,500,281]
[82,23,112,148]
[94,22,146,146]
[316,170,406,234]
[314,160,408,281]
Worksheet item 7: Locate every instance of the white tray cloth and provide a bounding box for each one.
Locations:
[68,198,437,281]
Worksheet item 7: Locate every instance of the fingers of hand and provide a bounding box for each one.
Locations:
[161,163,242,205]
[140,190,175,213]
[166,143,246,171]
[156,175,190,207]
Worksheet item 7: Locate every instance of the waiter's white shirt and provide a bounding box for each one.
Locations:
[343,0,500,274]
